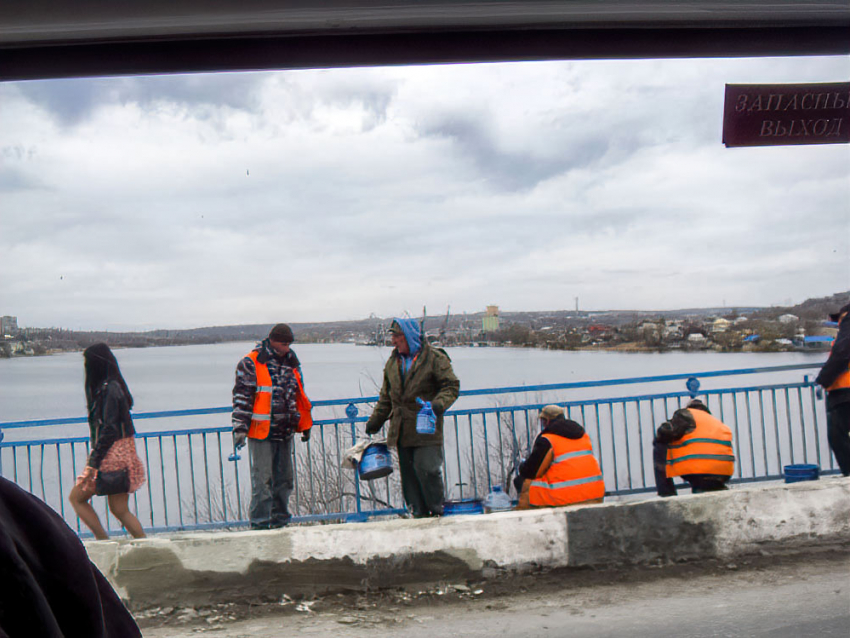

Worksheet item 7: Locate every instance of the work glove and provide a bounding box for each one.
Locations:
[365,418,382,436]
[301,429,311,443]
[233,430,247,449]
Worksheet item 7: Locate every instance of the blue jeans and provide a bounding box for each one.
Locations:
[248,437,294,529]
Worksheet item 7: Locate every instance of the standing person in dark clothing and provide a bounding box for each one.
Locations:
[68,343,146,540]
[513,405,604,509]
[232,324,312,529]
[653,399,734,497]
[0,476,142,637]
[815,302,850,476]
[365,317,460,518]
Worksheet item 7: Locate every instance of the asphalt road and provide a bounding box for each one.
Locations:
[143,550,850,637]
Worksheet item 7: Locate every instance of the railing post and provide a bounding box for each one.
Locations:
[0,424,4,476]
[686,376,701,397]
[346,403,362,518]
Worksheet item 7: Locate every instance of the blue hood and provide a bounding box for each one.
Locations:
[393,317,422,357]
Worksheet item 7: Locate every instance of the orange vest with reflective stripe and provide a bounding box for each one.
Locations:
[529,433,605,507]
[247,351,313,440]
[666,409,734,478]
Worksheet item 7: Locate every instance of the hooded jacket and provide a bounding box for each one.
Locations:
[365,319,460,447]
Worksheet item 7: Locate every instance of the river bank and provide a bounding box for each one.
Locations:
[0,337,805,360]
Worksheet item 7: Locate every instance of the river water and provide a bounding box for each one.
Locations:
[0,342,826,426]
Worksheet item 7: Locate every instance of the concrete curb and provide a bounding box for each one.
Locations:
[86,478,850,608]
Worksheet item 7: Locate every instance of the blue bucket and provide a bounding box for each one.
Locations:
[358,443,393,481]
[443,499,484,516]
[783,464,820,483]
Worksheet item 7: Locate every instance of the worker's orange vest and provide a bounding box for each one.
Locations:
[529,433,605,507]
[247,351,313,440]
[826,337,850,391]
[666,409,734,478]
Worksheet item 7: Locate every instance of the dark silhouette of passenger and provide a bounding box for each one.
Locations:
[0,475,142,637]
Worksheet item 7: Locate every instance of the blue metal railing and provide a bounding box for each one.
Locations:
[0,363,834,536]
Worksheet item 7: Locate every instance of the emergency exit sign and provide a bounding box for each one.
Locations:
[723,82,850,147]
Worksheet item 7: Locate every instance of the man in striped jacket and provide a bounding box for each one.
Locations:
[232,323,312,529]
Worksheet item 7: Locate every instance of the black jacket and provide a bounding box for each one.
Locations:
[655,407,698,444]
[87,380,135,469]
[0,477,141,637]
[815,317,850,408]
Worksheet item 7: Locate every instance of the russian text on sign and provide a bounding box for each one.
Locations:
[723,82,850,147]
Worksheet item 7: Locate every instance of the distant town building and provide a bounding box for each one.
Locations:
[482,305,500,333]
[778,314,799,324]
[1,315,18,336]
[663,324,684,340]
[711,318,731,333]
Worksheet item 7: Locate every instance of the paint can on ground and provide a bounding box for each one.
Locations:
[443,499,484,516]
[783,464,820,483]
[358,443,393,480]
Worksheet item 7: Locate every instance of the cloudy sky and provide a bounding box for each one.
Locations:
[1,55,848,331]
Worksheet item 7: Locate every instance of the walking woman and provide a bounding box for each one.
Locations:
[68,343,146,540]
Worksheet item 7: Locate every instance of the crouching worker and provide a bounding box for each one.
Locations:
[654,399,734,497]
[514,405,605,510]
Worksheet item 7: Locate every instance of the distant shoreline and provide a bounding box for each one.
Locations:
[0,340,817,360]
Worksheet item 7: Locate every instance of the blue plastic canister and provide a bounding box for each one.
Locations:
[783,464,819,483]
[415,399,436,435]
[443,499,484,516]
[358,443,393,480]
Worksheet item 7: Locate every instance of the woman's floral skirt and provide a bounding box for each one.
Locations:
[76,436,146,494]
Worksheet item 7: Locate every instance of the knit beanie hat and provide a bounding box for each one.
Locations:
[269,323,294,343]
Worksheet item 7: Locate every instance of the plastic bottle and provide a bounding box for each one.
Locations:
[483,485,512,513]
[415,398,436,435]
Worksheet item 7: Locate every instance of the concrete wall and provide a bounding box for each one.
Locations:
[86,478,850,608]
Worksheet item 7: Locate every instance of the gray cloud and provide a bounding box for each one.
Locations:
[1,56,847,330]
[417,111,610,191]
[16,73,266,127]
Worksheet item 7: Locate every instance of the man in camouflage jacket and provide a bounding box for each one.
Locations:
[232,323,308,529]
[365,317,460,517]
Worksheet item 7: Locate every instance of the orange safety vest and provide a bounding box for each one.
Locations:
[826,337,850,391]
[666,409,734,478]
[529,433,605,507]
[246,351,313,440]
